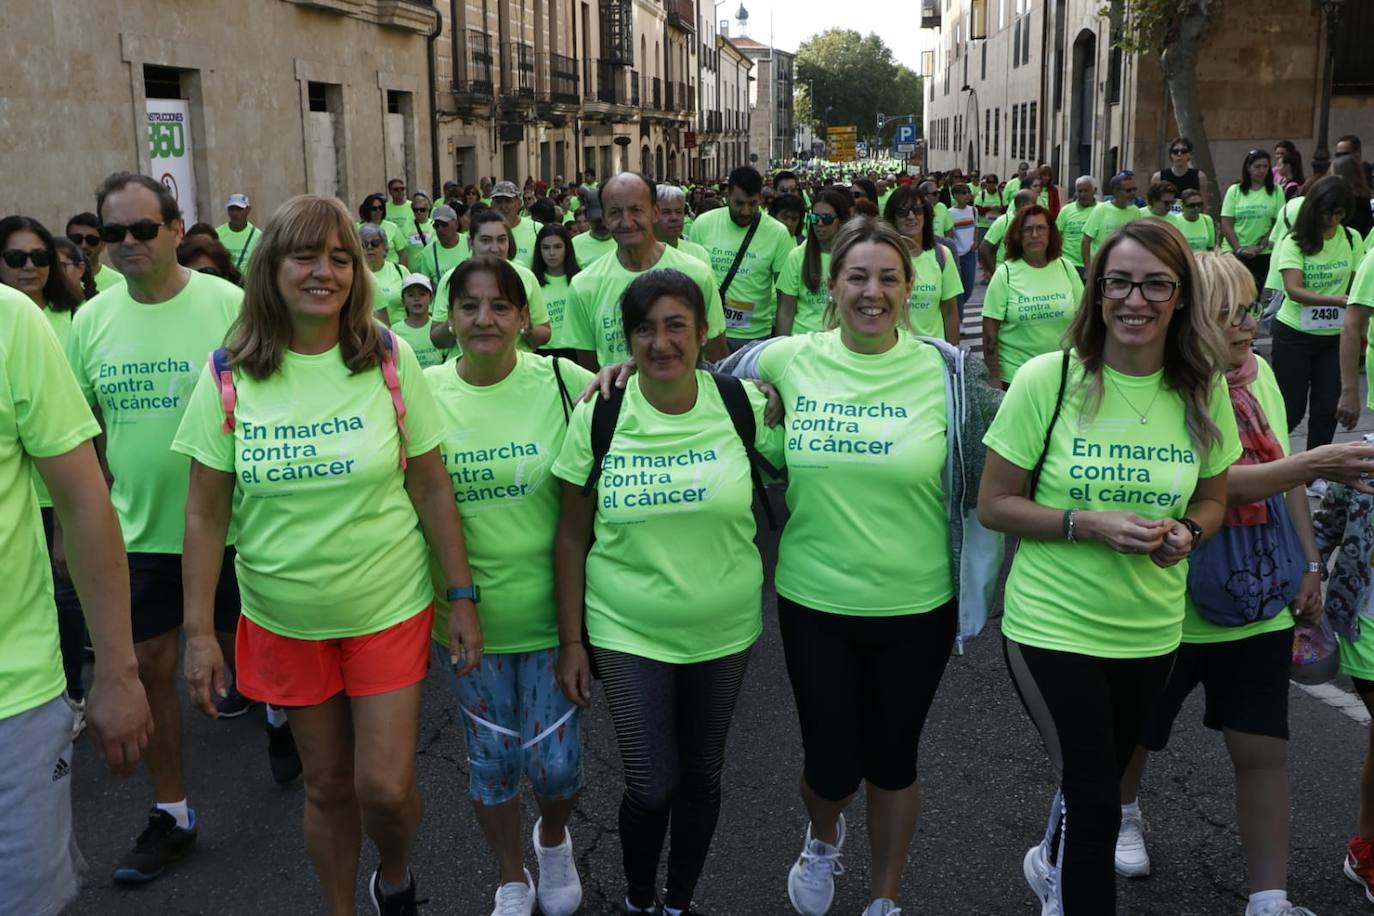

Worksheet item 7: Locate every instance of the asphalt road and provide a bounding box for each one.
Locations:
[68,288,1374,916]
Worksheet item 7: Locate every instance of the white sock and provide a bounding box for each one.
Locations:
[1121,800,1141,819]
[265,704,288,727]
[1245,889,1288,915]
[155,799,191,830]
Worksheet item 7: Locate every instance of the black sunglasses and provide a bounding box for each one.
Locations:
[68,232,101,247]
[2,248,50,269]
[1170,147,1189,155]
[367,204,385,212]
[414,208,430,215]
[99,220,166,243]
[893,206,922,218]
[433,220,451,228]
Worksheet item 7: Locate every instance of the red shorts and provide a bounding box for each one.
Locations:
[235,605,433,707]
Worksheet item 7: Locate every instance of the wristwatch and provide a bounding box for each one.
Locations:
[446,585,481,604]
[1179,517,1203,550]
[1306,561,1322,575]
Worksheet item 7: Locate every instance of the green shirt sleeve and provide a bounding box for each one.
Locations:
[11,298,100,458]
[171,363,236,472]
[1220,185,1239,219]
[1273,236,1303,274]
[982,263,1011,320]
[743,381,786,467]
[393,335,446,457]
[561,276,596,352]
[550,396,595,485]
[777,245,804,297]
[985,216,1008,248]
[939,245,964,300]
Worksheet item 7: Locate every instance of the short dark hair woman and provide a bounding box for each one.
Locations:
[358,192,405,266]
[980,218,1241,914]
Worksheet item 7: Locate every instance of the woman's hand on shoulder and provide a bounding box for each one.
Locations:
[579,360,635,403]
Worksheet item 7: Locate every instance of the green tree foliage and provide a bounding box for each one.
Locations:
[794,30,924,141]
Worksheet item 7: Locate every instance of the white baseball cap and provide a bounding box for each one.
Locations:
[226,193,250,208]
[401,273,433,293]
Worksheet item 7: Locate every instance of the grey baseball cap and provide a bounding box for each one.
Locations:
[431,204,458,222]
[492,181,519,199]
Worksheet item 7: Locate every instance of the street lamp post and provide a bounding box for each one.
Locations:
[1311,0,1347,177]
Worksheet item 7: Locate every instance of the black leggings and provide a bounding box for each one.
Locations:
[591,644,752,911]
[1271,321,1341,451]
[1004,638,1175,915]
[40,507,87,701]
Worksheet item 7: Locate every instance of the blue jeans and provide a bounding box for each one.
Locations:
[957,249,979,320]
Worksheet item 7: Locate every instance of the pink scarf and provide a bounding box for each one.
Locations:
[1225,352,1286,527]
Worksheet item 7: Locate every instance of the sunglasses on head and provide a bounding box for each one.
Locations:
[98,220,166,243]
[806,212,837,225]
[2,248,50,269]
[68,232,100,247]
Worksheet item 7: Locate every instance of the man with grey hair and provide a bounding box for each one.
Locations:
[1057,175,1099,276]
[1080,171,1140,267]
[654,185,711,265]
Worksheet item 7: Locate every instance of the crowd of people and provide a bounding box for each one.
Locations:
[5,129,1374,916]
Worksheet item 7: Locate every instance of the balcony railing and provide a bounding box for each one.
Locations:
[630,68,641,107]
[503,42,535,100]
[455,29,494,97]
[538,52,579,104]
[678,81,691,111]
[665,0,694,31]
[597,60,629,105]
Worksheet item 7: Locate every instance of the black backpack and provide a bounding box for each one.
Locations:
[580,372,780,529]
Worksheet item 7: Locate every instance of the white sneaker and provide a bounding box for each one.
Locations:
[1246,902,1317,916]
[491,868,535,916]
[1114,808,1151,878]
[787,814,846,916]
[532,818,582,916]
[1022,843,1061,916]
[67,697,86,740]
[860,899,901,916]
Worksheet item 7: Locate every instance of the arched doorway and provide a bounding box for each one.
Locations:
[655,144,665,178]
[1071,30,1096,185]
[641,144,651,174]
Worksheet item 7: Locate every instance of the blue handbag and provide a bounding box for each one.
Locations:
[1186,494,1306,627]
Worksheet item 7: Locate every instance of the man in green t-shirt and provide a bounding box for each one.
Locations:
[67,172,250,884]
[384,177,417,240]
[413,204,469,286]
[563,172,729,368]
[1056,177,1098,273]
[571,189,616,267]
[214,193,260,276]
[654,185,711,265]
[1081,172,1141,266]
[1002,161,1031,206]
[66,212,124,291]
[491,181,539,265]
[690,166,795,347]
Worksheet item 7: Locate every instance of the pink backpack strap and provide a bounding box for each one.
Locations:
[209,348,237,433]
[378,329,410,470]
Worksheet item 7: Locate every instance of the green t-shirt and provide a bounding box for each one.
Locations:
[0,285,101,719]
[1175,213,1216,252]
[983,351,1242,657]
[369,259,408,325]
[432,259,549,353]
[360,219,405,264]
[982,258,1083,381]
[691,208,795,339]
[171,337,446,639]
[571,231,617,269]
[984,212,1013,265]
[509,218,540,268]
[675,238,712,266]
[756,330,954,615]
[1220,184,1284,252]
[385,201,417,243]
[425,353,593,653]
[776,245,830,335]
[541,273,574,349]
[975,190,1003,229]
[215,223,260,272]
[1349,246,1374,408]
[551,371,784,663]
[907,245,964,338]
[932,201,954,237]
[1082,202,1142,259]
[391,318,451,368]
[562,244,726,367]
[32,306,76,509]
[1002,176,1023,207]
[414,238,469,288]
[1055,201,1097,268]
[402,220,435,267]
[1181,358,1296,644]
[67,271,242,553]
[1262,197,1306,291]
[1273,229,1364,336]
[93,262,124,292]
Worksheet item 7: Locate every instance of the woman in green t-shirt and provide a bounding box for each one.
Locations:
[361,223,407,327]
[883,186,962,344]
[176,195,480,916]
[981,204,1084,389]
[357,193,406,266]
[1176,188,1216,252]
[976,173,1005,238]
[1114,251,1338,915]
[426,257,592,916]
[1220,149,1284,295]
[776,189,852,336]
[552,269,781,916]
[1272,175,1363,455]
[979,218,1240,915]
[532,222,582,359]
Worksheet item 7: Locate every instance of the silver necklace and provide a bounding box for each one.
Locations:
[1107,372,1162,425]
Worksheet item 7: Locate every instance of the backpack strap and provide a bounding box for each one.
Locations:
[210,348,237,433]
[1028,351,1071,499]
[934,241,948,270]
[582,384,627,495]
[378,329,411,471]
[550,356,575,425]
[710,373,781,531]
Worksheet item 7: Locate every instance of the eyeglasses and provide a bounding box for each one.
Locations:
[367,204,385,213]
[806,212,838,225]
[1020,224,1050,235]
[1098,276,1180,302]
[1220,301,1263,326]
[414,208,430,216]
[68,232,100,247]
[98,220,167,243]
[893,206,922,218]
[363,239,385,249]
[2,248,50,269]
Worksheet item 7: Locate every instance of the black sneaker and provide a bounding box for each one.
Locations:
[112,808,197,883]
[266,720,302,784]
[368,868,423,915]
[215,685,258,719]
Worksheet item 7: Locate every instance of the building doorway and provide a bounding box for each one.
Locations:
[1071,30,1096,185]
